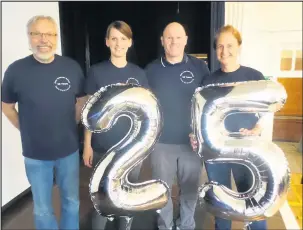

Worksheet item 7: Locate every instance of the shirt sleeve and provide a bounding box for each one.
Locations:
[254,70,265,80]
[84,66,99,95]
[144,64,153,87]
[74,62,86,98]
[144,63,152,78]
[1,64,18,103]
[199,59,210,86]
[201,74,212,87]
[139,70,150,88]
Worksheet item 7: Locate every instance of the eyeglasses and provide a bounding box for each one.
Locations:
[29,32,57,39]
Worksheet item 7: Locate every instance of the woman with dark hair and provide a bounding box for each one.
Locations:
[83,21,149,230]
[190,25,267,230]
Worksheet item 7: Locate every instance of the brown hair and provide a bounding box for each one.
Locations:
[213,25,242,49]
[105,21,133,40]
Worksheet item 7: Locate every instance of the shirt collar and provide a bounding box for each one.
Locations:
[160,54,189,67]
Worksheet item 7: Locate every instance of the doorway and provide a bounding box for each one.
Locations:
[59,1,211,73]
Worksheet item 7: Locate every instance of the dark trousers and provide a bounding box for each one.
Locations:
[151,143,203,230]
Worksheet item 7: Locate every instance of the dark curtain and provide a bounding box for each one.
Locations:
[210,2,225,72]
[156,2,211,60]
[59,2,211,70]
[59,2,86,72]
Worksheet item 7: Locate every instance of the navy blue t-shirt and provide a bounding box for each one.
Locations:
[145,54,210,144]
[1,55,85,160]
[202,66,265,132]
[84,60,149,153]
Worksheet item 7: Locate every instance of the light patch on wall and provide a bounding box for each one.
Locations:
[280,50,294,71]
[279,43,302,78]
[295,50,302,71]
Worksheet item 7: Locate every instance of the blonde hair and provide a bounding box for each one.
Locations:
[213,25,242,49]
[26,15,57,34]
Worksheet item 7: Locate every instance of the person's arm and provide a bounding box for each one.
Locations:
[82,66,100,167]
[144,64,150,83]
[239,70,268,136]
[189,60,211,151]
[239,113,270,136]
[73,62,87,124]
[2,102,19,130]
[75,96,87,124]
[139,69,150,89]
[83,97,93,167]
[200,59,211,86]
[2,64,19,130]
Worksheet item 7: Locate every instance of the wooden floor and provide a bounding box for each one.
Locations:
[277,141,303,229]
[288,173,303,230]
[2,155,289,230]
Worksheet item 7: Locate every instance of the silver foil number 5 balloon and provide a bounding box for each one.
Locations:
[191,80,290,221]
[82,83,169,218]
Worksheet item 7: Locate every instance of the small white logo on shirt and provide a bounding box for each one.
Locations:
[180,70,194,84]
[54,77,71,92]
[126,77,140,85]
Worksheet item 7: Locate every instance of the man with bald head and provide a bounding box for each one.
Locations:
[2,15,86,229]
[145,22,210,230]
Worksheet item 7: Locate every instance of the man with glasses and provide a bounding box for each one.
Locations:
[2,15,86,230]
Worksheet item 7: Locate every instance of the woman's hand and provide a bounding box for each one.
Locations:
[83,146,93,168]
[189,133,198,151]
[239,124,262,136]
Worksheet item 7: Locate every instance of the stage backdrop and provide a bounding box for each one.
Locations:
[1,2,62,207]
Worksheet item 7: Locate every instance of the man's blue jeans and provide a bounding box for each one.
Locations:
[24,150,80,230]
[204,162,267,230]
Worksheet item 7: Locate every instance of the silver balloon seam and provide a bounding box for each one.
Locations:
[81,83,169,218]
[191,80,290,221]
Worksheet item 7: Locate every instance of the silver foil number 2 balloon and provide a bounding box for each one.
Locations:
[191,80,290,222]
[82,83,169,218]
